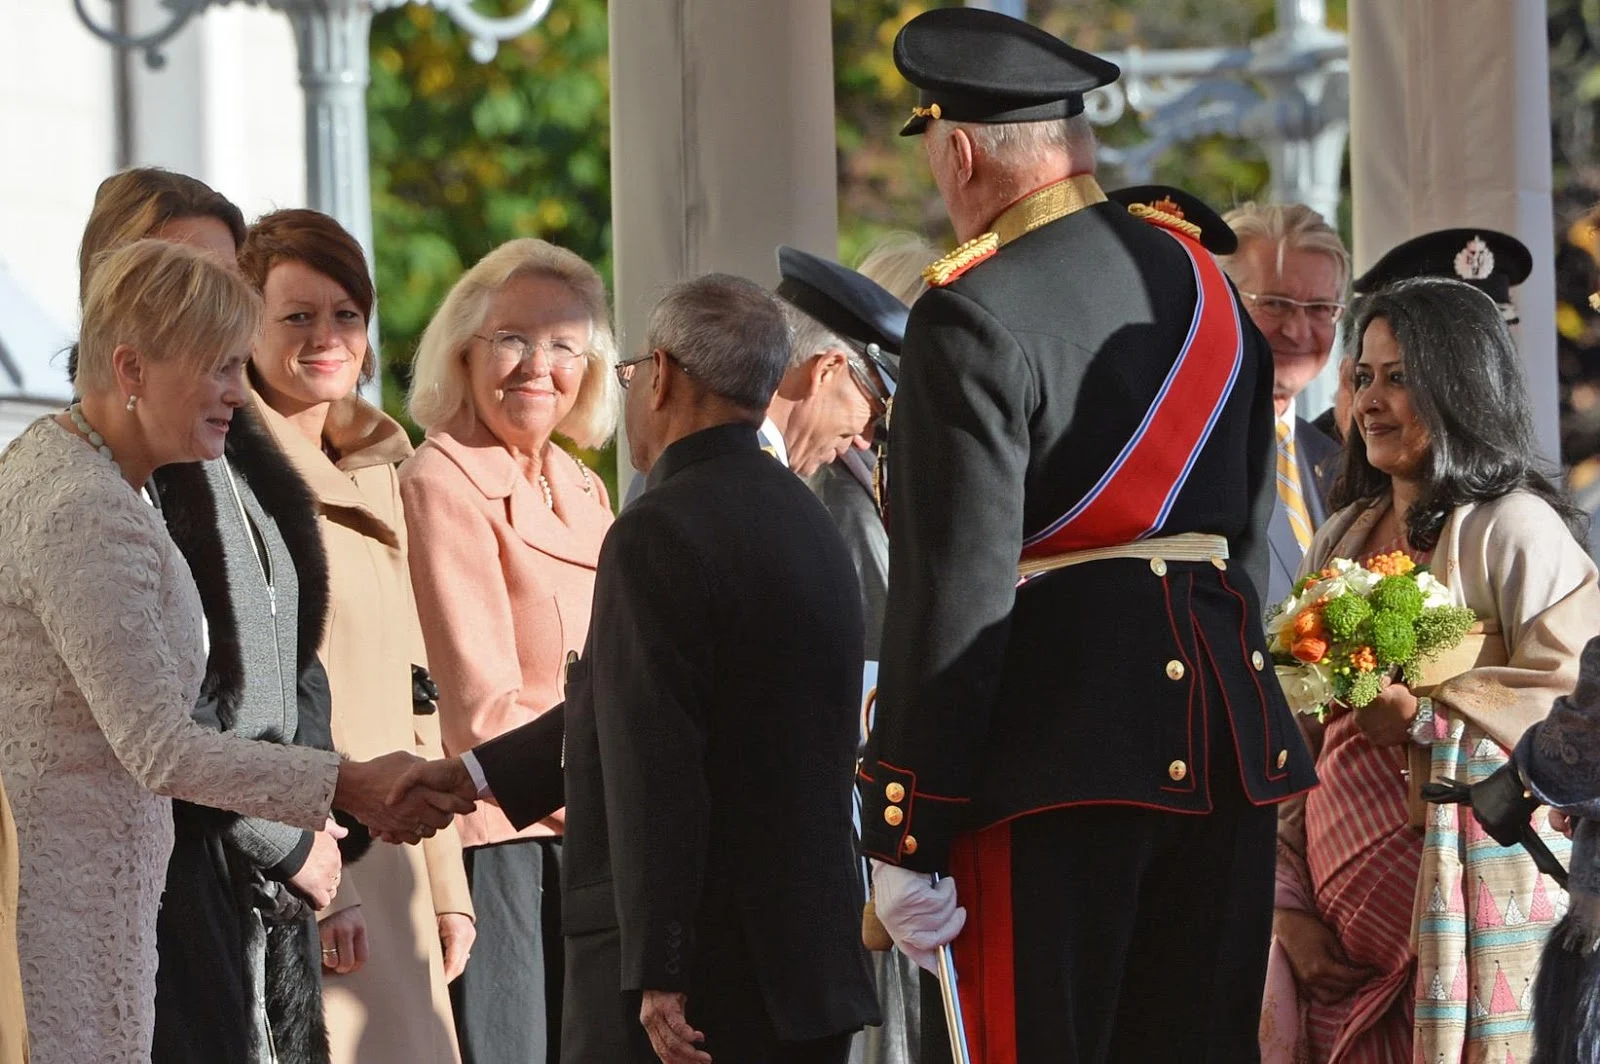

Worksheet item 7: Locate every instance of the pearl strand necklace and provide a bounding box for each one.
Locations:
[536,456,595,511]
[68,402,119,474]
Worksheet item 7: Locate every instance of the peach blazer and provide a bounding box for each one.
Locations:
[401,411,612,847]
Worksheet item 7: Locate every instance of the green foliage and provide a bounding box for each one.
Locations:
[831,0,1355,267]
[1322,593,1371,642]
[1414,606,1479,657]
[1370,610,1418,668]
[1369,576,1425,623]
[367,0,617,494]
[1346,668,1383,708]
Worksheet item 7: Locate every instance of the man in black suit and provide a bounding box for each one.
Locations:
[855,10,1317,1061]
[401,274,879,1064]
[1219,201,1350,609]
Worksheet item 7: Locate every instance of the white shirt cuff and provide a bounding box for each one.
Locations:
[459,750,493,800]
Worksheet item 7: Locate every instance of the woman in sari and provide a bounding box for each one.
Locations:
[1261,277,1600,1063]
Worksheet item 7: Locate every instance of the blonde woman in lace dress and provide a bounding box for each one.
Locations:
[0,240,473,1064]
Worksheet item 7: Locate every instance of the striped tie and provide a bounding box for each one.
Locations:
[1276,421,1313,553]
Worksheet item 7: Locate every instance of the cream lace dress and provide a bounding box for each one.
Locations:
[0,418,342,1063]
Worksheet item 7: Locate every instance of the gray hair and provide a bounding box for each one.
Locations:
[1218,202,1351,296]
[946,114,1098,172]
[644,273,791,410]
[785,305,850,370]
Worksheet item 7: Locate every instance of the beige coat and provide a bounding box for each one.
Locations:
[1,775,24,1064]
[400,410,612,847]
[255,393,473,1064]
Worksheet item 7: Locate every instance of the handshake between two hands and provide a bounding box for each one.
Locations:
[332,752,478,846]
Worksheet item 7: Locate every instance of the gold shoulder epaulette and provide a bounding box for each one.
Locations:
[922,232,1000,287]
[1126,202,1203,243]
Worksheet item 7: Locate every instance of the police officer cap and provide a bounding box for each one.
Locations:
[774,246,909,385]
[894,8,1121,137]
[1107,185,1239,256]
[1353,228,1532,322]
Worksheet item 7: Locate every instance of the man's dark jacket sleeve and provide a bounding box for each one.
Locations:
[589,511,715,993]
[473,703,567,830]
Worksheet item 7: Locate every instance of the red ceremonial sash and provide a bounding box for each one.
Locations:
[1020,230,1244,559]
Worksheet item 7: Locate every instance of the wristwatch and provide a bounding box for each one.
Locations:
[1408,695,1436,746]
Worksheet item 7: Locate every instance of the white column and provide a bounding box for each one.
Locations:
[1349,0,1558,463]
[126,1,307,221]
[608,0,839,492]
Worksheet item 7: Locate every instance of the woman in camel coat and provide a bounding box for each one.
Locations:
[241,209,474,1064]
[2,775,25,1064]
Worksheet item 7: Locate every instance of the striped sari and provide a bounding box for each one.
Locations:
[1263,494,1598,1064]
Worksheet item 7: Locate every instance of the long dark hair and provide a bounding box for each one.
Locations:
[1329,277,1586,551]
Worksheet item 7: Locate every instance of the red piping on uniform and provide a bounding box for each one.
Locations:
[950,824,1017,1064]
[1218,572,1289,784]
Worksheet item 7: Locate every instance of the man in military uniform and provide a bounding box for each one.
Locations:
[856,10,1318,1062]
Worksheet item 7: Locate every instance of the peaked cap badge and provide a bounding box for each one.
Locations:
[1454,236,1495,282]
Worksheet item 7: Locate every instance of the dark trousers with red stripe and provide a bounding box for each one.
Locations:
[923,715,1277,1063]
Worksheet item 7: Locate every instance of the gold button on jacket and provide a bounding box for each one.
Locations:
[884,806,904,826]
[1149,558,1167,577]
[1165,659,1185,681]
[1252,651,1265,671]
[1276,749,1289,769]
[1168,760,1188,782]
[885,782,906,803]
[901,835,918,855]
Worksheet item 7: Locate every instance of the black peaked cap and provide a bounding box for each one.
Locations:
[774,246,909,368]
[1354,228,1532,313]
[1107,184,1239,256]
[894,8,1120,136]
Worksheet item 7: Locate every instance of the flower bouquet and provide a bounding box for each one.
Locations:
[1268,552,1478,721]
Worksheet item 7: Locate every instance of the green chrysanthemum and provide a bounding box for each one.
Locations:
[1371,609,1418,667]
[1369,575,1425,622]
[1323,594,1373,641]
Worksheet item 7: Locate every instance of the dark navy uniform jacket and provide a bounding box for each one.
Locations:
[858,178,1319,872]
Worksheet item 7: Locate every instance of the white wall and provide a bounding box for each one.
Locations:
[0,0,119,340]
[0,0,305,340]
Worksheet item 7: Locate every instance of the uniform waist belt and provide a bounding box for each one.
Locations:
[1017,532,1230,580]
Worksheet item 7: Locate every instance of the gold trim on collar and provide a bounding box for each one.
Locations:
[991,174,1107,247]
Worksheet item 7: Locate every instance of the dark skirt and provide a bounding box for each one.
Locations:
[152,800,253,1063]
[452,836,565,1064]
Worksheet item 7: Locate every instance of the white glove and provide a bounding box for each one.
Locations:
[870,860,967,974]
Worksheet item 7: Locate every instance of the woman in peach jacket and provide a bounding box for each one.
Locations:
[401,239,619,1064]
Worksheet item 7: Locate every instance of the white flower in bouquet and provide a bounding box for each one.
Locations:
[1416,571,1454,610]
[1276,662,1335,717]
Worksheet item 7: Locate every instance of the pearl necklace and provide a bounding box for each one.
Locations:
[68,402,119,474]
[537,457,595,511]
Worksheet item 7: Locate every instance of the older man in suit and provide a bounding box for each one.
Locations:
[1219,202,1349,609]
[402,273,880,1064]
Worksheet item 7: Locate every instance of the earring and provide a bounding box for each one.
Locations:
[126,395,138,412]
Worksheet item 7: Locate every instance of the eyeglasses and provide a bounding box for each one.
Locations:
[615,350,693,389]
[1239,291,1346,326]
[473,331,587,368]
[844,356,890,421]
